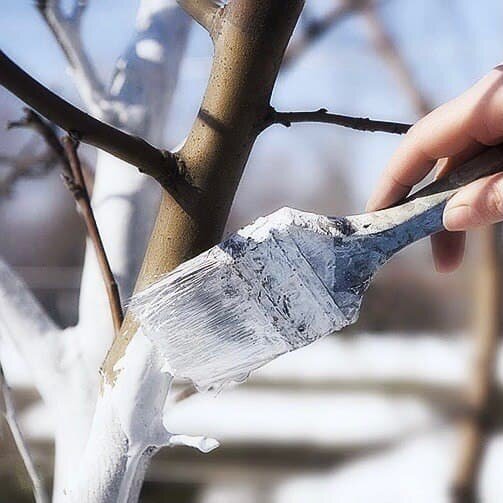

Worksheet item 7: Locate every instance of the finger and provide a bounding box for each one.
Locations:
[432,145,491,269]
[366,100,479,211]
[443,172,503,231]
[430,231,466,273]
[430,153,472,272]
[367,67,503,212]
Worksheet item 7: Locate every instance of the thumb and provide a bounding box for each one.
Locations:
[443,172,503,231]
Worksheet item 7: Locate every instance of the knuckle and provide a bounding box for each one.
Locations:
[389,172,411,191]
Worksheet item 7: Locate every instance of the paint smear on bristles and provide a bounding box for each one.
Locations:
[129,207,359,391]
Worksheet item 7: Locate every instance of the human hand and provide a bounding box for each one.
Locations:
[367,67,503,272]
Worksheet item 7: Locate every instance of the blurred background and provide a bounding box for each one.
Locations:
[1,0,503,501]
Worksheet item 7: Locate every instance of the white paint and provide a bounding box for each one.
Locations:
[135,39,165,62]
[62,330,217,503]
[109,71,126,96]
[57,1,192,500]
[136,0,176,30]
[0,257,63,402]
[237,206,343,242]
[18,333,478,443]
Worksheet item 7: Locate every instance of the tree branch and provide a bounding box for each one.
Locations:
[362,3,431,116]
[0,256,62,402]
[0,50,184,193]
[177,0,222,34]
[102,0,305,384]
[62,136,124,335]
[0,150,56,195]
[0,359,48,503]
[75,0,192,349]
[283,0,374,68]
[283,1,431,117]
[264,107,411,134]
[36,0,106,114]
[7,108,71,173]
[8,107,125,335]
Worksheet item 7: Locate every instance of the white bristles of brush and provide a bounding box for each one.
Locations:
[129,208,353,391]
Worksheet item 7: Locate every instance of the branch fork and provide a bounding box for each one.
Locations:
[177,0,224,36]
[0,50,185,195]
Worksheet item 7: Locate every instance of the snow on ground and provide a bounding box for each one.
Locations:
[273,430,457,503]
[10,331,503,503]
[10,332,496,444]
[250,333,473,386]
[166,388,436,446]
[163,332,475,445]
[273,430,503,503]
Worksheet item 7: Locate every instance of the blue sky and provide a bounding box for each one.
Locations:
[1,0,503,222]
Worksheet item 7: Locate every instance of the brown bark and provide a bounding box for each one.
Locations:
[102,0,306,381]
[265,107,411,134]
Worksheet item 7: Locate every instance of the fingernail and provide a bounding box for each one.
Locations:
[433,251,462,274]
[443,205,473,231]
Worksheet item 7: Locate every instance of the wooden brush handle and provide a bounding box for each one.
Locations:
[403,145,503,203]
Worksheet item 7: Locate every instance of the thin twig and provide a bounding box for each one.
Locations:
[62,137,124,334]
[283,0,375,68]
[264,107,411,134]
[451,225,501,503]
[0,150,57,195]
[8,108,71,174]
[0,50,182,192]
[36,0,106,110]
[1,109,68,193]
[0,137,92,196]
[0,357,48,503]
[284,1,431,116]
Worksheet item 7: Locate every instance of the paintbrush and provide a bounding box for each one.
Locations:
[130,146,503,391]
